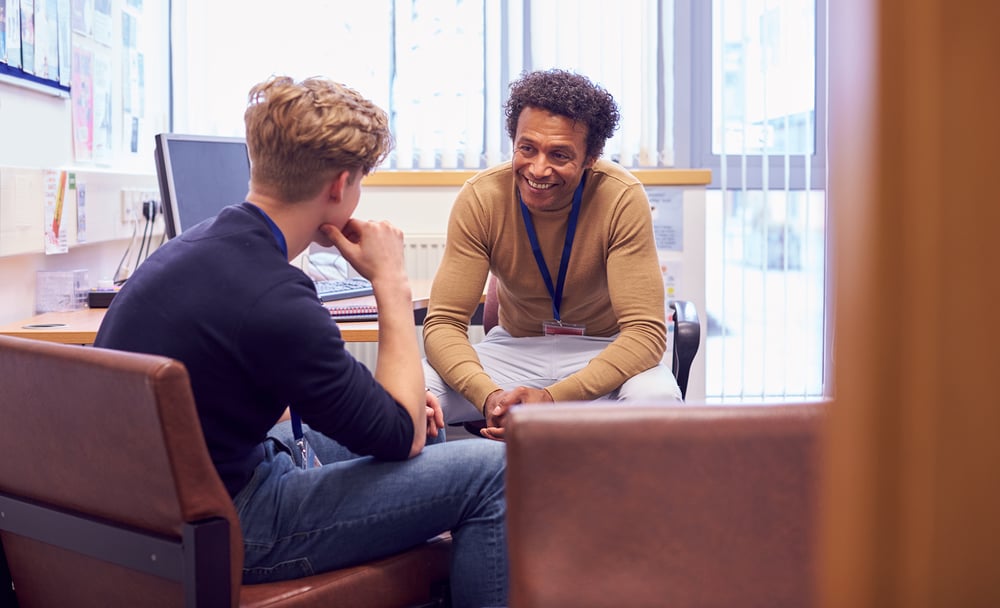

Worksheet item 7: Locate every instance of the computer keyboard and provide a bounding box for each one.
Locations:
[314,277,374,302]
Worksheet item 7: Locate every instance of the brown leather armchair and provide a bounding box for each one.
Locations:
[504,401,825,608]
[0,335,450,608]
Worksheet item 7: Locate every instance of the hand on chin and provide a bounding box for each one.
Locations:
[315,224,340,248]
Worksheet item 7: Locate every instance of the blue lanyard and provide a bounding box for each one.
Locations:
[518,174,586,322]
[247,203,307,445]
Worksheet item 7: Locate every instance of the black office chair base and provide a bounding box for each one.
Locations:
[463,420,487,437]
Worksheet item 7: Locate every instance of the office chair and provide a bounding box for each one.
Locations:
[462,276,702,436]
[0,335,450,608]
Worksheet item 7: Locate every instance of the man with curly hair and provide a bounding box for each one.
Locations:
[423,69,683,440]
[96,76,507,606]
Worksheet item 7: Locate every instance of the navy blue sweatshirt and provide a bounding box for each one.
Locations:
[95,203,413,496]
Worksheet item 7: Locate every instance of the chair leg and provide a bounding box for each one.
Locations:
[1,541,18,607]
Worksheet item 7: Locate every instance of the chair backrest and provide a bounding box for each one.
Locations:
[505,401,825,607]
[0,335,242,607]
[481,275,701,398]
[669,299,700,398]
[482,274,500,334]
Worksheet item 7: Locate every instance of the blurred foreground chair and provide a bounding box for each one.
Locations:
[0,335,450,608]
[505,401,825,608]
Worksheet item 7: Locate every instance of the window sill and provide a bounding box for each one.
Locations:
[362,169,712,187]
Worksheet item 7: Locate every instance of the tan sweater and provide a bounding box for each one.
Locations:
[423,158,666,409]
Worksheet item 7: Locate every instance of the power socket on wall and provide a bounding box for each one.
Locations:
[120,188,159,223]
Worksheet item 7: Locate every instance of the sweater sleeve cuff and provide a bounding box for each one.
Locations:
[467,374,502,415]
[545,378,586,403]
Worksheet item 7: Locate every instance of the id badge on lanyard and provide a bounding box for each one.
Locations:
[520,174,588,336]
[291,411,322,469]
[543,320,586,336]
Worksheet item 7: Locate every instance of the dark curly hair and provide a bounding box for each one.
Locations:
[505,69,620,160]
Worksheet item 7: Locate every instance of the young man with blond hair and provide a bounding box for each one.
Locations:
[96,76,508,606]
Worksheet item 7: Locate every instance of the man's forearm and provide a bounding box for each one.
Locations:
[372,278,426,455]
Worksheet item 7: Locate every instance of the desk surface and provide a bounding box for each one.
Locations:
[0,281,436,345]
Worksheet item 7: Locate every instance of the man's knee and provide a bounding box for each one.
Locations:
[463,440,507,498]
[617,365,683,402]
[445,438,505,473]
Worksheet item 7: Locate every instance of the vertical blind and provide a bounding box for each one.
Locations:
[170,0,669,170]
[704,0,826,400]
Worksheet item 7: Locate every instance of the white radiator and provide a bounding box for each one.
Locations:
[401,234,448,284]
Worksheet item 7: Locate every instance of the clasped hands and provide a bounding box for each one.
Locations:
[480,386,554,441]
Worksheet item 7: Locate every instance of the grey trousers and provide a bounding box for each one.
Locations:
[424,326,683,424]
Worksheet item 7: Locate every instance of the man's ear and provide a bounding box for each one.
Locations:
[327,170,351,203]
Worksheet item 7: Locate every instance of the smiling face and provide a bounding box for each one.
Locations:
[512,106,595,212]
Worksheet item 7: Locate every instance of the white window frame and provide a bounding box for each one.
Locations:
[675,0,832,401]
[679,0,827,190]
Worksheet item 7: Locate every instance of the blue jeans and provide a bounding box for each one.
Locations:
[234,422,508,607]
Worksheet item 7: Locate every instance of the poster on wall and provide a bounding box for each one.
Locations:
[1,2,7,64]
[76,181,86,243]
[92,49,112,164]
[91,0,109,46]
[72,0,93,36]
[71,45,93,161]
[648,186,684,252]
[36,0,59,81]
[658,255,683,302]
[19,0,33,74]
[44,169,70,254]
[57,0,69,84]
[120,9,133,110]
[121,7,144,154]
[0,0,70,94]
[5,0,22,69]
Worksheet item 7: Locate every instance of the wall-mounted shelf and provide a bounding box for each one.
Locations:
[0,62,71,99]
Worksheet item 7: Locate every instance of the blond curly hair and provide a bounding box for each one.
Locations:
[244,76,393,202]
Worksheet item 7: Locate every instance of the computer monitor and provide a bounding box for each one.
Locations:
[154,133,251,239]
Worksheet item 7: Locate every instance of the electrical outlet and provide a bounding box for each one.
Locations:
[121,189,137,223]
[121,188,161,223]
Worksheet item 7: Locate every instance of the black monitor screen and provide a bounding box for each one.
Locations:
[154,133,251,238]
